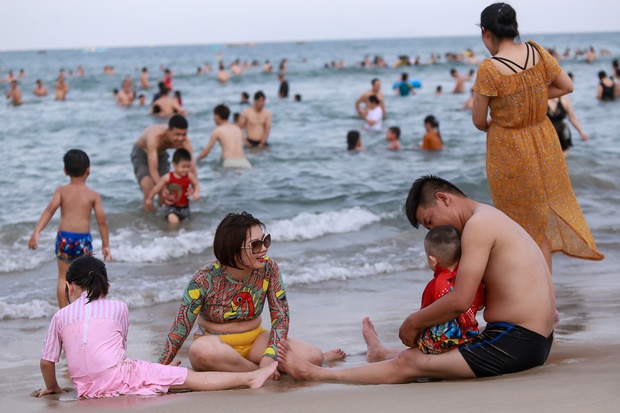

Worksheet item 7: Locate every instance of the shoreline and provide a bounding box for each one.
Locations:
[3,341,619,413]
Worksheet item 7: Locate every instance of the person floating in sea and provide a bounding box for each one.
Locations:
[33,79,48,97]
[547,95,588,157]
[28,149,112,308]
[347,130,365,151]
[450,68,474,94]
[196,104,252,169]
[151,85,185,116]
[362,95,383,131]
[38,256,276,398]
[5,79,22,105]
[131,115,196,212]
[420,115,444,150]
[596,71,615,101]
[278,73,289,98]
[238,91,271,148]
[140,67,149,89]
[393,73,416,96]
[146,148,200,225]
[55,76,69,100]
[355,78,386,119]
[385,126,402,150]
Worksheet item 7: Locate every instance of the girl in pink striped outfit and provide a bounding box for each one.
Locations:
[39,256,276,398]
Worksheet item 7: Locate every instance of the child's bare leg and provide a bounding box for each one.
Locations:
[167,213,180,225]
[363,317,403,362]
[171,363,277,391]
[56,260,71,308]
[189,336,260,372]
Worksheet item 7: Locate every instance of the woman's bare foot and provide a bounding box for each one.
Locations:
[323,348,347,363]
[363,317,397,362]
[277,339,321,381]
[248,363,278,388]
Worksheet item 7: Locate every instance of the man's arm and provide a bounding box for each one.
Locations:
[183,139,198,178]
[260,112,272,147]
[355,94,366,117]
[196,131,218,162]
[399,217,491,347]
[188,173,200,201]
[146,133,163,184]
[93,192,112,262]
[29,188,62,250]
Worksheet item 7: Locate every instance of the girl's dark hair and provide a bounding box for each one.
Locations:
[347,130,361,150]
[480,3,520,41]
[213,212,265,269]
[424,115,442,144]
[66,256,109,303]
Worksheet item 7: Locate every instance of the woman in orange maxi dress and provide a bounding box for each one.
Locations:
[472,3,604,270]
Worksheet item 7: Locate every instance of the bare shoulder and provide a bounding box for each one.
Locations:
[462,204,505,238]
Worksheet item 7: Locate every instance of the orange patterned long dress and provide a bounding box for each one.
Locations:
[473,41,603,260]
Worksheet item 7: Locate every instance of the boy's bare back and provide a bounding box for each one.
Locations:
[56,182,103,233]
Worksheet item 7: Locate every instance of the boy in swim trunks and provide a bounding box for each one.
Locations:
[417,225,484,354]
[28,149,112,308]
[145,148,200,224]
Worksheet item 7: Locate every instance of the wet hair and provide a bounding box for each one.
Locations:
[233,112,240,123]
[616,69,620,78]
[388,126,401,139]
[66,256,109,303]
[172,148,191,164]
[213,212,266,269]
[254,90,266,100]
[480,2,519,41]
[424,225,462,266]
[405,175,467,229]
[294,94,302,101]
[142,67,147,72]
[450,68,457,75]
[168,114,188,130]
[214,103,231,120]
[152,104,162,114]
[371,78,379,86]
[138,94,145,99]
[401,73,409,80]
[241,91,249,100]
[347,130,361,150]
[368,95,380,104]
[598,71,607,80]
[158,82,168,94]
[436,85,442,92]
[424,115,442,143]
[63,149,90,177]
[113,88,118,94]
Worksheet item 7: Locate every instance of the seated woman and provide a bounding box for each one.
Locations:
[157,212,344,379]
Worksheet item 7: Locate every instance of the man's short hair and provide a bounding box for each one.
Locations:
[142,67,147,72]
[424,225,461,266]
[168,114,188,130]
[254,90,266,100]
[450,69,457,75]
[371,78,379,86]
[241,92,249,99]
[214,212,266,269]
[172,148,192,164]
[405,175,467,229]
[347,130,361,150]
[401,73,408,80]
[214,104,230,120]
[368,95,380,104]
[64,149,90,177]
[158,82,168,94]
[388,126,400,139]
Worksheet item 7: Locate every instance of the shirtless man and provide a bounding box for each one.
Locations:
[451,69,474,94]
[238,91,271,148]
[55,76,69,100]
[217,62,229,83]
[278,175,555,383]
[140,67,149,89]
[1,70,15,83]
[196,104,251,169]
[355,78,386,119]
[33,79,48,97]
[116,88,132,106]
[151,86,185,116]
[5,80,23,105]
[130,115,196,211]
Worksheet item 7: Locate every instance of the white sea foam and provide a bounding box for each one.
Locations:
[269,207,382,242]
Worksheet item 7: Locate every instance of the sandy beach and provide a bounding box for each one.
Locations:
[2,252,619,413]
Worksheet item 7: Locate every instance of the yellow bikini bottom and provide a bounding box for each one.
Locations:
[194,324,266,359]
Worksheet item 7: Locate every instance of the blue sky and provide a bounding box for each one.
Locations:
[1,0,618,51]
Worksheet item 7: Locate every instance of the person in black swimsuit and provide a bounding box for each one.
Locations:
[597,71,616,101]
[547,96,588,156]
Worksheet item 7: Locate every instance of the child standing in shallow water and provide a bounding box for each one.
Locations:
[38,256,276,398]
[28,149,112,308]
[417,225,485,353]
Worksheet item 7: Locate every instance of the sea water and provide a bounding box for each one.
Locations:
[0,33,618,348]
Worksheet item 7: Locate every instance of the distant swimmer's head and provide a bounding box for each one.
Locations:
[424,225,462,270]
[66,256,109,304]
[254,91,266,109]
[294,94,302,102]
[598,71,608,80]
[406,175,467,230]
[214,103,231,121]
[368,95,380,106]
[479,3,519,42]
[158,82,168,94]
[450,68,457,76]
[347,130,361,151]
[63,149,90,178]
[387,126,401,141]
[424,115,439,129]
[142,67,148,73]
[371,78,381,89]
[401,73,409,81]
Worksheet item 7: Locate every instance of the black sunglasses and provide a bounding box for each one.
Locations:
[242,233,271,254]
